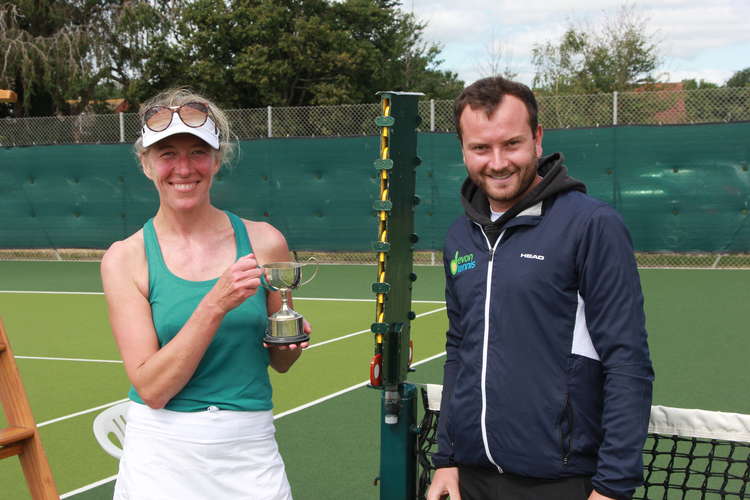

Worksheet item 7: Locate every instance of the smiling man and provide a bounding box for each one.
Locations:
[428,77,654,500]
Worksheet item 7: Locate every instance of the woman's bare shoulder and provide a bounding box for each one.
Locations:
[101,230,148,292]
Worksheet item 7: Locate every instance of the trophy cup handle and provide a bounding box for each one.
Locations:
[299,256,319,287]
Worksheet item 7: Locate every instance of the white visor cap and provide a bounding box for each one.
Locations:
[141,112,220,150]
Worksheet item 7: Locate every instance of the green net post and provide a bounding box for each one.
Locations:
[380,383,417,499]
[370,91,423,500]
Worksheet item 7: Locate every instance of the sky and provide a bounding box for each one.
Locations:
[399,0,750,87]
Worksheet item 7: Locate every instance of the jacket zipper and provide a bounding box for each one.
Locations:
[475,222,505,473]
[559,394,573,465]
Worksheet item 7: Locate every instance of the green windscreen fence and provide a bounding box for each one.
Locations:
[1,122,749,253]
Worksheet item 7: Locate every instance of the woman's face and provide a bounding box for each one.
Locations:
[141,133,220,211]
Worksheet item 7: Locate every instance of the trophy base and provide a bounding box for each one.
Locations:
[263,333,310,346]
[264,315,308,346]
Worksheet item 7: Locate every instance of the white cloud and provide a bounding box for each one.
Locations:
[648,4,750,59]
[403,0,750,85]
[666,68,735,84]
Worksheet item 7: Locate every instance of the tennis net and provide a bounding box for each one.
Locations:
[416,384,750,499]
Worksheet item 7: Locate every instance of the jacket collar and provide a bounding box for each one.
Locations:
[460,152,586,229]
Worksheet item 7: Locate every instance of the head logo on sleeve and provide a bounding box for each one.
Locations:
[450,250,476,276]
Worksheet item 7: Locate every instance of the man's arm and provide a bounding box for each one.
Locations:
[432,249,464,469]
[576,206,654,500]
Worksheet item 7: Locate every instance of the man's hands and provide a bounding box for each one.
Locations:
[425,466,614,500]
[427,467,461,500]
[589,490,616,500]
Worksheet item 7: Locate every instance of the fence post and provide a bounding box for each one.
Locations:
[267,106,273,138]
[119,112,125,143]
[430,99,435,132]
[613,91,618,126]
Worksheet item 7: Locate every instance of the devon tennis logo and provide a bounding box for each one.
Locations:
[450,250,476,275]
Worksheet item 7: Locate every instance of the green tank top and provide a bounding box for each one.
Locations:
[128,211,272,412]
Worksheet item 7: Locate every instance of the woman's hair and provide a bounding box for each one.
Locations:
[134,88,237,167]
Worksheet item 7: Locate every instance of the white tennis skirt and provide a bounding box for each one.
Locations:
[113,402,292,500]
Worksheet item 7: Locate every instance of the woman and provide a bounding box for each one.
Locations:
[101,88,307,499]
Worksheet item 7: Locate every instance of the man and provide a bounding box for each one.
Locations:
[427,77,654,500]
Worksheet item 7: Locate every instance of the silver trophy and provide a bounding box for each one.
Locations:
[261,258,318,345]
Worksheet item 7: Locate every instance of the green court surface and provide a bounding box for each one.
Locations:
[0,262,748,499]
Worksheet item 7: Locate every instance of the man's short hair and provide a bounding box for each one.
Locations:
[454,76,539,142]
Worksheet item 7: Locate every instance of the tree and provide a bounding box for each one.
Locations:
[0,1,87,115]
[682,79,719,90]
[531,3,660,94]
[166,0,462,108]
[85,1,187,111]
[475,32,518,80]
[2,0,462,116]
[0,1,182,116]
[726,67,750,88]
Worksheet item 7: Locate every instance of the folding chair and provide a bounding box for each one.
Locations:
[93,401,129,459]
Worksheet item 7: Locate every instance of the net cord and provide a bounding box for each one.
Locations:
[649,405,750,443]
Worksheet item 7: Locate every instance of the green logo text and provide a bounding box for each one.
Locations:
[450,250,476,276]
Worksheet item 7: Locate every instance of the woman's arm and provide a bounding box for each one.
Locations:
[247,221,309,373]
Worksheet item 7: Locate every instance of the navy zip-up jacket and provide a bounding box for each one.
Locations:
[434,153,654,500]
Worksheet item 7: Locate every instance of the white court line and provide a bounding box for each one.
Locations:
[272,350,447,420]
[38,398,129,428]
[306,306,446,350]
[15,355,123,363]
[60,475,118,499]
[57,352,448,498]
[295,297,446,304]
[24,307,448,427]
[0,290,447,304]
[13,307,447,360]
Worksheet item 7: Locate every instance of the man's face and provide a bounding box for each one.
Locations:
[460,95,543,213]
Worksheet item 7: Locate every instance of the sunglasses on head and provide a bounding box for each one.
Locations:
[143,102,213,132]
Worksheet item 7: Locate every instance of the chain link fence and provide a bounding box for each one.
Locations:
[3,87,748,146]
[2,87,749,268]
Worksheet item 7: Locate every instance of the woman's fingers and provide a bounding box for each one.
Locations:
[212,254,265,311]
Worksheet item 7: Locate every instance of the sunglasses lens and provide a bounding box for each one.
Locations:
[179,102,209,127]
[145,107,173,132]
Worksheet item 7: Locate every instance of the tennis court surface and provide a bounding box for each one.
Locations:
[1,260,748,499]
